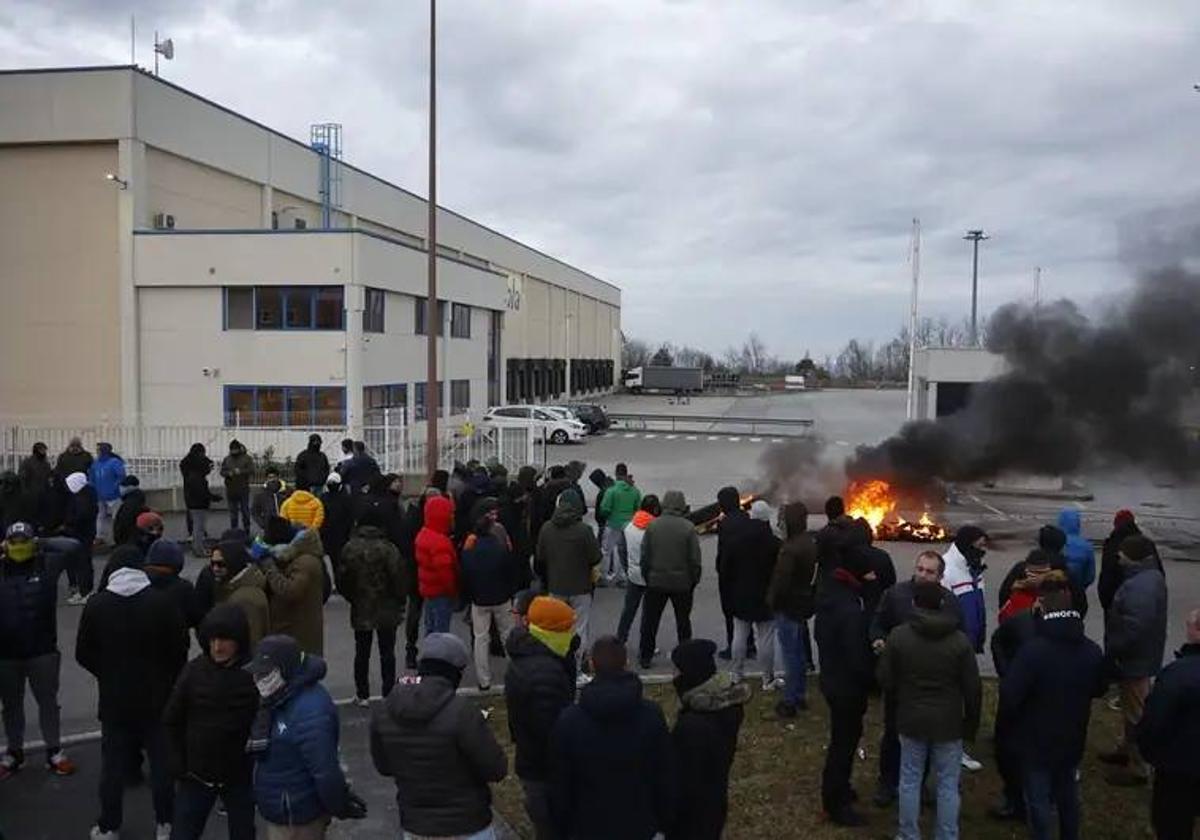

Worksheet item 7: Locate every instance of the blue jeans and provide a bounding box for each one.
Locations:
[1024,762,1079,840]
[898,736,962,840]
[424,596,454,634]
[774,614,808,706]
[227,494,251,533]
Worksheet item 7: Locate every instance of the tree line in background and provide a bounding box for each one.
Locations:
[622,315,984,385]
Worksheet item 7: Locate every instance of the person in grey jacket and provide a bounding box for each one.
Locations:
[535,490,601,669]
[638,490,701,670]
[1100,534,1167,786]
[369,633,508,838]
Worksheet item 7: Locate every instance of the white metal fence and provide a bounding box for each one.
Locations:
[0,420,543,488]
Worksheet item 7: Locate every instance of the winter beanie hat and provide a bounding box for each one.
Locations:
[528,596,576,658]
[1113,509,1135,528]
[65,472,88,494]
[1120,535,1156,563]
[671,638,718,695]
[145,539,185,574]
[1038,525,1067,555]
[136,511,164,531]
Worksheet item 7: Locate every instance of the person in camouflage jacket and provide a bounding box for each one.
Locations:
[339,510,407,702]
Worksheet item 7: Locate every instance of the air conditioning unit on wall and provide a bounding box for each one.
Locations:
[153,212,176,230]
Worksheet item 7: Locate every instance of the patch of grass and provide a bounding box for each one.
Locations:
[479,678,1153,839]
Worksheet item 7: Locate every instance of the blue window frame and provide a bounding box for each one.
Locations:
[223,385,346,427]
[223,287,344,331]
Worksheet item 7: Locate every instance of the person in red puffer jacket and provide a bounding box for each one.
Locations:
[416,495,458,634]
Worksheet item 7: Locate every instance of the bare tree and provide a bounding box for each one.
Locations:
[622,337,651,369]
[650,344,675,366]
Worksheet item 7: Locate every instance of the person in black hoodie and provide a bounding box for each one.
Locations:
[62,471,99,604]
[76,547,188,839]
[998,578,1107,840]
[144,538,204,631]
[0,471,35,536]
[180,443,220,559]
[498,479,535,595]
[18,442,52,516]
[729,501,781,687]
[1138,608,1200,840]
[293,434,330,493]
[111,475,148,547]
[814,545,874,826]
[666,639,751,840]
[318,473,354,579]
[815,495,856,581]
[847,518,897,619]
[714,486,756,660]
[461,500,518,690]
[1099,509,1163,615]
[550,636,676,840]
[163,603,260,840]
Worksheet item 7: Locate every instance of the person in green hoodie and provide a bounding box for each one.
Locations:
[597,463,642,587]
[535,489,601,675]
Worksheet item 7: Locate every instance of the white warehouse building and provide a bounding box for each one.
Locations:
[0,66,621,434]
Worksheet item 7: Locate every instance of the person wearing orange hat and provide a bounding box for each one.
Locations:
[504,595,578,839]
[279,490,325,532]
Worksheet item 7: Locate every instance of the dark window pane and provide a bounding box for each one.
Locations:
[451,303,471,339]
[286,288,314,329]
[258,388,285,425]
[225,288,254,330]
[451,379,470,413]
[364,288,385,333]
[415,297,426,335]
[315,287,344,329]
[414,382,427,420]
[256,287,283,329]
[287,388,314,427]
[315,387,345,425]
[225,387,255,425]
[437,301,446,336]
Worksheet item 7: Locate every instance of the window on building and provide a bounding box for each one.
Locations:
[363,383,407,420]
[363,288,386,333]
[314,287,343,329]
[256,287,283,329]
[414,298,446,336]
[450,379,471,414]
[286,287,314,328]
[414,381,445,421]
[223,385,346,427]
[224,288,255,329]
[450,303,471,339]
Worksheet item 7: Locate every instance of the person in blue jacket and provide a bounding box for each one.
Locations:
[1056,509,1096,591]
[87,443,126,546]
[247,635,365,838]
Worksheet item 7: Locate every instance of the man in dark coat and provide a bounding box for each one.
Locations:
[111,475,148,547]
[318,473,354,577]
[728,501,780,686]
[250,469,290,533]
[219,439,254,533]
[18,442,52,515]
[62,471,99,603]
[0,471,35,536]
[549,636,676,840]
[339,511,406,703]
[54,437,93,481]
[999,580,1107,840]
[180,443,220,558]
[163,603,260,840]
[337,441,379,495]
[144,538,204,630]
[714,485,752,658]
[639,491,702,670]
[814,495,856,582]
[767,501,817,717]
[666,639,751,840]
[814,546,874,826]
[1138,608,1200,840]
[870,549,962,807]
[293,434,331,493]
[505,596,579,840]
[76,549,189,838]
[370,633,507,838]
[1099,510,1163,614]
[1101,534,1168,786]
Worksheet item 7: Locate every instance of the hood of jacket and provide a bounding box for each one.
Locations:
[65,472,88,494]
[384,674,457,723]
[782,502,809,537]
[908,606,959,640]
[630,510,656,531]
[106,566,151,597]
[352,524,388,542]
[661,490,688,516]
[270,654,328,708]
[1057,509,1082,536]
[681,672,752,712]
[423,495,454,535]
[578,671,644,723]
[198,602,252,666]
[283,527,324,560]
[551,489,584,526]
[1037,608,1085,643]
[227,563,265,593]
[589,468,610,490]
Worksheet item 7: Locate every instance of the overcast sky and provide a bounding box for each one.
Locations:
[4,0,1200,359]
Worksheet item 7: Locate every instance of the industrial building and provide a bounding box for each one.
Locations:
[909,347,1007,420]
[0,65,620,434]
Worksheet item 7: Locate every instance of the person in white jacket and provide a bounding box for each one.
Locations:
[615,495,661,645]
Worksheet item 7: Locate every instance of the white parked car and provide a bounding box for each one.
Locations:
[481,405,587,444]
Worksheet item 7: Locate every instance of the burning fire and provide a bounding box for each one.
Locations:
[845,479,949,543]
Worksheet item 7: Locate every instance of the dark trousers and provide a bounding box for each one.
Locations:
[994,706,1024,809]
[721,608,756,654]
[169,776,255,840]
[1024,762,1079,840]
[354,625,398,700]
[879,691,900,789]
[822,694,866,816]
[226,494,251,533]
[616,583,646,644]
[98,720,173,831]
[405,593,424,656]
[521,778,559,840]
[1152,769,1200,840]
[638,588,694,663]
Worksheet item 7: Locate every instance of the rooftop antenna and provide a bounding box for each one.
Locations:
[154,32,174,76]
[130,15,135,65]
[1033,265,1042,308]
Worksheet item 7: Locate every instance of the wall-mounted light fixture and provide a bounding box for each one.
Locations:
[105,172,128,190]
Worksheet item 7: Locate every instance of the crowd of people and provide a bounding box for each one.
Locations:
[0,434,1197,840]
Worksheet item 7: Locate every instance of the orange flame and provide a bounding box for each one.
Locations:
[845,479,949,542]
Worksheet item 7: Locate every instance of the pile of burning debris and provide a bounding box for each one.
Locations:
[688,493,758,534]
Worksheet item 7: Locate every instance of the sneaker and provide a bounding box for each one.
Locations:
[1097,750,1130,767]
[961,751,983,772]
[351,696,371,708]
[156,823,172,840]
[761,676,785,692]
[576,673,593,688]
[46,751,76,776]
[0,750,24,781]
[90,828,118,840]
[65,592,83,606]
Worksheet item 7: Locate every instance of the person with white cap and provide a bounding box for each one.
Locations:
[62,471,99,604]
[370,632,508,840]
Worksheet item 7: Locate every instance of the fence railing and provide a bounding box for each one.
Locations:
[606,413,815,437]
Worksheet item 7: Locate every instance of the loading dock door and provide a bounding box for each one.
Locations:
[936,382,974,418]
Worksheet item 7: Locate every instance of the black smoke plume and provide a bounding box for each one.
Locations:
[847,267,1200,487]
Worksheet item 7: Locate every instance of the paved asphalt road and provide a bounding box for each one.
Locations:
[5,389,1200,836]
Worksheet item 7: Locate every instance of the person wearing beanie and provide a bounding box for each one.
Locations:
[617,495,661,646]
[339,509,406,705]
[261,518,328,656]
[318,472,354,578]
[639,490,703,673]
[549,636,676,840]
[144,538,203,631]
[0,522,77,780]
[294,434,331,493]
[460,500,518,691]
[767,501,818,718]
[714,485,751,658]
[1099,509,1163,615]
[211,538,269,650]
[88,443,127,545]
[280,489,326,532]
[111,475,147,548]
[504,595,578,839]
[534,489,600,673]
[162,603,259,840]
[415,495,460,635]
[1101,533,1168,786]
[248,635,364,837]
[76,541,188,840]
[180,443,221,560]
[726,499,781,688]
[666,639,750,840]
[219,439,255,533]
[251,468,291,534]
[62,470,99,604]
[370,632,507,839]
[941,525,988,654]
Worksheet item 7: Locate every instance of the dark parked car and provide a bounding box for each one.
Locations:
[569,404,611,434]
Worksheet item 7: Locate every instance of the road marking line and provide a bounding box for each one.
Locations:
[644,434,658,439]
[665,434,678,440]
[686,436,698,441]
[728,437,741,442]
[771,438,783,443]
[707,436,719,441]
[750,437,762,443]
[968,494,1009,518]
[624,433,637,438]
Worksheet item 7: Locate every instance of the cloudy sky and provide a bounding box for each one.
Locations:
[4,0,1200,359]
